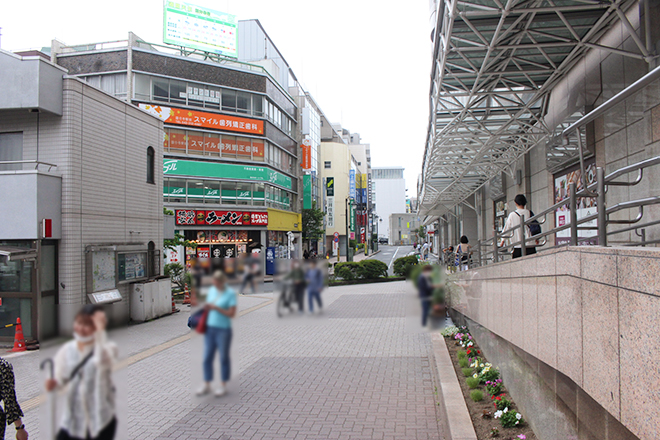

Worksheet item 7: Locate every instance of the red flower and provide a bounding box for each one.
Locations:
[477,350,481,354]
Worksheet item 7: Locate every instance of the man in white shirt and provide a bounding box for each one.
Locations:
[500,194,537,258]
[421,242,430,261]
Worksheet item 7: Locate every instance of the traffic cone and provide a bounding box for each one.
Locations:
[171,296,179,313]
[11,318,26,353]
[183,284,191,305]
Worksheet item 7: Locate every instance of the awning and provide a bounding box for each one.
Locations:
[0,246,37,261]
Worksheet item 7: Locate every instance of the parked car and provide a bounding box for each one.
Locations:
[378,237,388,244]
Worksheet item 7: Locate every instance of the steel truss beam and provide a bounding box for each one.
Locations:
[420,0,650,217]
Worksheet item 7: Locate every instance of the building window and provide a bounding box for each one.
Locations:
[0,132,23,171]
[146,147,155,184]
[324,161,331,169]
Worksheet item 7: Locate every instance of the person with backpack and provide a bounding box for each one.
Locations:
[45,305,117,440]
[455,236,473,271]
[501,194,539,258]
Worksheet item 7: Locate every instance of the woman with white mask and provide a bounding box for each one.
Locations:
[45,305,117,440]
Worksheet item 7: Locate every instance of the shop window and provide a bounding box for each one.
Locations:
[205,87,221,110]
[237,92,251,114]
[167,179,187,203]
[168,129,187,152]
[253,183,265,206]
[237,182,251,205]
[187,180,204,203]
[169,80,187,105]
[134,74,151,101]
[253,95,263,116]
[153,77,169,102]
[222,89,236,112]
[146,147,155,184]
[252,140,265,162]
[204,181,220,204]
[222,182,237,205]
[205,132,221,156]
[187,131,205,155]
[222,135,237,159]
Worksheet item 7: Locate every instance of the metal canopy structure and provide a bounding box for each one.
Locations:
[419,0,651,217]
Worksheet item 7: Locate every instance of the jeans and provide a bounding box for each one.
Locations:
[421,298,431,327]
[203,326,232,383]
[308,289,322,312]
[240,273,255,293]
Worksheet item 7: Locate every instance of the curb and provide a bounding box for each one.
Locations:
[431,333,478,440]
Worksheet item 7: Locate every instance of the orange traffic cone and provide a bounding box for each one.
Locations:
[183,284,191,305]
[11,318,26,353]
[171,296,179,313]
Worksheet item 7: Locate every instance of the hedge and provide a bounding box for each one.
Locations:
[334,259,388,281]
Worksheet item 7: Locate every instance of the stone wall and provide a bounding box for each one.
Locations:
[448,246,660,440]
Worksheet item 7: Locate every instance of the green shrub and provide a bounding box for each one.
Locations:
[357,259,388,279]
[466,377,480,389]
[457,350,467,359]
[393,255,420,278]
[334,262,361,280]
[461,368,473,377]
[459,358,469,368]
[470,390,484,402]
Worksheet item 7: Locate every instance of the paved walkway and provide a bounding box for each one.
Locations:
[8,282,445,440]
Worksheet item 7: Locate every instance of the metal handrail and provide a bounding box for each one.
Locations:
[478,155,660,265]
[0,160,58,171]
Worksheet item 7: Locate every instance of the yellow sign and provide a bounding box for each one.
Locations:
[267,208,302,231]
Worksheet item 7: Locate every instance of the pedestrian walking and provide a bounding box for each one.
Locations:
[286,260,306,313]
[197,270,237,397]
[421,242,431,261]
[501,194,538,258]
[305,260,324,314]
[239,253,258,294]
[417,265,438,327]
[0,357,27,440]
[456,236,472,271]
[45,305,117,440]
[303,249,310,260]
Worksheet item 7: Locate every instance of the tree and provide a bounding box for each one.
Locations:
[164,233,197,253]
[302,202,325,242]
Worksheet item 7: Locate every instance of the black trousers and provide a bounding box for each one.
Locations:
[294,284,305,311]
[57,418,117,440]
[512,247,537,259]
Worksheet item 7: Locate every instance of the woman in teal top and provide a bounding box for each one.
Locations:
[196,270,237,397]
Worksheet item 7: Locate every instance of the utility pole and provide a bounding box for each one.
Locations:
[345,198,350,262]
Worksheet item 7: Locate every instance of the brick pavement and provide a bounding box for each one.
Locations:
[8,282,445,439]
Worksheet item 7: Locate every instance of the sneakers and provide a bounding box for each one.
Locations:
[214,384,226,397]
[196,383,211,396]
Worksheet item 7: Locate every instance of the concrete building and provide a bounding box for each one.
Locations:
[0,50,164,340]
[52,29,302,270]
[421,1,660,439]
[372,167,407,243]
[389,213,423,246]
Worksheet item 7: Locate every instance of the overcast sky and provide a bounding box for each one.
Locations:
[2,0,431,196]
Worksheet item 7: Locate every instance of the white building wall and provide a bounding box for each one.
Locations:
[373,178,406,241]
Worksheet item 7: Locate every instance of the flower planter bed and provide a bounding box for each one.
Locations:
[441,326,537,440]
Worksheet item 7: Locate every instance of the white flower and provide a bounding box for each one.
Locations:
[480,363,484,368]
[503,407,508,413]
[516,413,522,420]
[467,341,474,347]
[515,421,519,425]
[473,374,478,378]
[494,410,503,419]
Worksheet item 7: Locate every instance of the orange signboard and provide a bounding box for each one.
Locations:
[301,144,311,170]
[139,104,264,135]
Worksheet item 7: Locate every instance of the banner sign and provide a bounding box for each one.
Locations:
[303,174,312,210]
[326,177,334,196]
[349,202,356,233]
[326,196,335,228]
[175,209,268,226]
[139,104,263,135]
[164,159,292,189]
[349,170,356,199]
[301,139,312,171]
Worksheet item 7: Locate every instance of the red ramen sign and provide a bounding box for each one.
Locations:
[175,210,268,226]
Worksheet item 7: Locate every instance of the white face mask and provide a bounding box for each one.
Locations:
[73,332,94,344]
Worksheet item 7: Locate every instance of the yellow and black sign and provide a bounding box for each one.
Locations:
[326,177,334,196]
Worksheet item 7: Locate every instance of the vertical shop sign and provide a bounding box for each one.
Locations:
[349,170,356,199]
[326,177,334,196]
[326,196,335,228]
[301,139,312,171]
[303,174,312,209]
